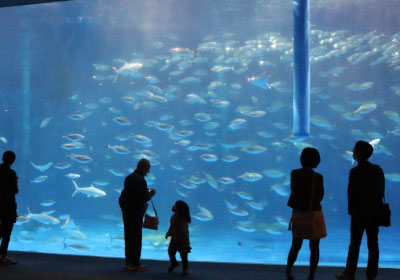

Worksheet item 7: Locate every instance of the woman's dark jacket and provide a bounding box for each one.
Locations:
[287,168,324,212]
[0,163,19,220]
[119,170,152,215]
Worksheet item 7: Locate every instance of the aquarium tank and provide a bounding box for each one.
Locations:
[0,0,399,267]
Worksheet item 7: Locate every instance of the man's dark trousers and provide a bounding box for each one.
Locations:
[345,215,379,279]
[0,216,15,256]
[122,211,144,265]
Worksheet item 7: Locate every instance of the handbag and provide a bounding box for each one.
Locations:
[143,199,159,230]
[378,196,391,227]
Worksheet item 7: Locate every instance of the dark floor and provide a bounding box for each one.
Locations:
[0,251,399,280]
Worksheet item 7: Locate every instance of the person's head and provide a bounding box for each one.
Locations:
[353,140,373,162]
[136,158,150,176]
[300,147,320,169]
[2,151,16,166]
[173,200,191,223]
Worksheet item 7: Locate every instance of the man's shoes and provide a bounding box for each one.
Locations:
[126,264,148,271]
[335,271,355,280]
[181,268,189,276]
[0,256,17,265]
[286,270,295,280]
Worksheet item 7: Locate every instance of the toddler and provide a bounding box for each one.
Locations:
[165,200,191,276]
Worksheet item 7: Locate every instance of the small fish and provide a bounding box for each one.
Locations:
[217,177,236,185]
[113,117,132,126]
[353,103,377,115]
[60,142,85,150]
[112,62,143,83]
[262,169,285,178]
[233,191,253,200]
[229,208,249,217]
[385,173,400,182]
[53,162,72,170]
[65,173,80,179]
[40,117,53,128]
[31,175,48,183]
[247,71,270,90]
[68,154,93,164]
[200,154,218,162]
[30,161,53,172]
[40,200,56,207]
[63,134,85,141]
[270,184,290,196]
[108,144,130,154]
[238,172,263,182]
[193,204,214,221]
[247,201,267,211]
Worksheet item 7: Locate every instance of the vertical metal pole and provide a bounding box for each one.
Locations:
[293,0,310,137]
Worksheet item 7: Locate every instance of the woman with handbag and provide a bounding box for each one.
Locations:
[286,147,327,280]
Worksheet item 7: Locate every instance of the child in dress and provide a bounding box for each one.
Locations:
[165,200,191,276]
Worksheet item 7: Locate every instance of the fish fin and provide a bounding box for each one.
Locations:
[112,67,119,83]
[27,206,31,215]
[72,180,79,197]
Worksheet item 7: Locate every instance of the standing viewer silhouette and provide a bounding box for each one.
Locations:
[336,141,385,280]
[0,151,19,265]
[119,158,156,271]
[286,147,327,280]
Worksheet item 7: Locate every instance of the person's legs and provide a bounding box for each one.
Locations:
[308,239,320,279]
[345,216,365,276]
[131,213,144,265]
[286,237,303,278]
[122,211,144,266]
[168,249,178,272]
[0,218,14,257]
[179,251,189,274]
[122,212,133,264]
[365,222,379,279]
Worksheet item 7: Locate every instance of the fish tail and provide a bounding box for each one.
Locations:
[72,180,79,197]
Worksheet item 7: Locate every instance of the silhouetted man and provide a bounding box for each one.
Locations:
[336,141,385,280]
[0,151,18,264]
[119,158,156,272]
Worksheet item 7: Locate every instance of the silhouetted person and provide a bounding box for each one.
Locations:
[336,141,385,280]
[119,158,156,271]
[0,151,18,265]
[286,147,327,280]
[166,200,191,276]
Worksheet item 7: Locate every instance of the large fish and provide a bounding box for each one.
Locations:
[26,207,60,225]
[71,180,106,198]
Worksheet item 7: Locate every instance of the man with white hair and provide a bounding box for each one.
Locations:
[119,158,156,271]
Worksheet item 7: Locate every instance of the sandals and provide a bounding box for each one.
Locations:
[0,256,17,265]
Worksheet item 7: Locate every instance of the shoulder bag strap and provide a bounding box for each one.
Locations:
[308,172,315,213]
[150,199,158,217]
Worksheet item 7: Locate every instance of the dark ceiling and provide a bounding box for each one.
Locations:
[0,0,71,8]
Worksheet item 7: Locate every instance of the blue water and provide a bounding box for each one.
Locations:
[0,0,399,267]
